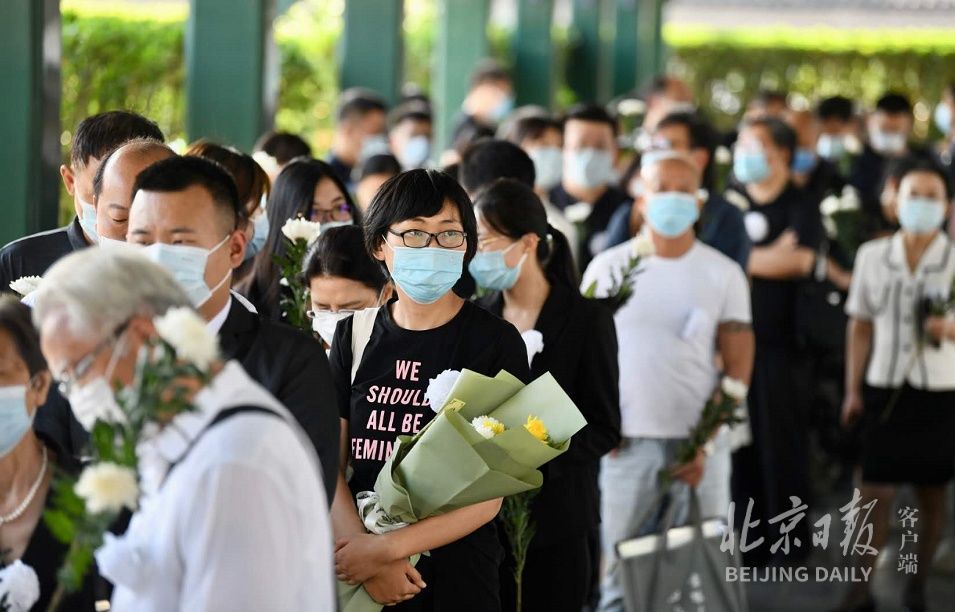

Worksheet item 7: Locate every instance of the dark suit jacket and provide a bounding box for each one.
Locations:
[479,285,621,543]
[219,297,339,502]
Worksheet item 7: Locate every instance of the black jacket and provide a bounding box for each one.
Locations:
[479,284,621,541]
[218,297,339,502]
[0,217,89,291]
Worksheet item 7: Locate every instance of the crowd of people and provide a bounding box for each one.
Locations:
[1,59,955,612]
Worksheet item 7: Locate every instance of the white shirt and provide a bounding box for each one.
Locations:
[99,361,333,612]
[582,239,752,438]
[206,290,259,335]
[846,231,955,389]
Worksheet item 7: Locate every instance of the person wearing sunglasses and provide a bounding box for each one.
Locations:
[303,225,392,351]
[328,169,529,609]
[242,158,359,321]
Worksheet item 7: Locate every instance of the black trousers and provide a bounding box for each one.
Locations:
[731,343,812,565]
[500,531,594,612]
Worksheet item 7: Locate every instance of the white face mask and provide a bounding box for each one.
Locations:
[528,146,563,191]
[398,135,431,169]
[140,236,232,308]
[312,310,352,346]
[566,148,614,189]
[78,198,100,243]
[65,334,127,431]
[869,127,907,155]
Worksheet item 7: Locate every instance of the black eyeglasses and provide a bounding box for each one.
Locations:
[388,229,467,249]
[309,203,353,224]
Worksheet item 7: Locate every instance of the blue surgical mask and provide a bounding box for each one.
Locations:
[360,134,391,162]
[244,211,269,262]
[468,242,527,291]
[898,197,945,235]
[490,94,516,124]
[792,148,817,174]
[733,150,771,184]
[528,147,563,191]
[79,199,100,243]
[567,148,614,189]
[0,385,32,458]
[934,103,952,136]
[141,235,232,307]
[645,192,699,238]
[816,134,846,161]
[386,242,464,305]
[398,135,431,169]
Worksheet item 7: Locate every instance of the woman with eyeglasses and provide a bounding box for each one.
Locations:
[303,225,393,350]
[327,169,530,610]
[241,158,359,321]
[0,296,96,611]
[472,179,620,612]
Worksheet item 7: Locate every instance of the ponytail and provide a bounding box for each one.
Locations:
[541,224,579,290]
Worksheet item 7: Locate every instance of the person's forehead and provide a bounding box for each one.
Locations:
[900,171,944,192]
[644,159,698,185]
[131,185,218,222]
[656,123,690,144]
[566,119,613,137]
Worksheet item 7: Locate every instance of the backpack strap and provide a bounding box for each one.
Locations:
[162,405,280,487]
[350,307,379,385]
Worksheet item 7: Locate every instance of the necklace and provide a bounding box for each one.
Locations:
[0,446,48,526]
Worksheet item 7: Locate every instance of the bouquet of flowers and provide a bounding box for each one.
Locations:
[820,186,864,264]
[582,234,653,314]
[338,369,588,612]
[41,307,217,611]
[275,217,322,331]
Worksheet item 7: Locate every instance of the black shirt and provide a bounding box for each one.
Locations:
[0,217,88,291]
[730,184,822,346]
[327,154,354,189]
[548,184,632,268]
[478,285,621,540]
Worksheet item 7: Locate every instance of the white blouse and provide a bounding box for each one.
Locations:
[98,361,334,612]
[846,232,955,390]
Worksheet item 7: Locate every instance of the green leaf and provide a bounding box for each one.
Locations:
[43,509,77,543]
[581,279,598,299]
[91,420,117,461]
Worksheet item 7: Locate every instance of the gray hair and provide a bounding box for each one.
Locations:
[32,248,192,341]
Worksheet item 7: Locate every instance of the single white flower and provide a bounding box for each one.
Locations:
[632,234,656,258]
[563,202,593,224]
[820,195,841,217]
[723,189,750,212]
[153,307,219,372]
[279,277,290,287]
[721,376,749,402]
[822,215,838,239]
[74,462,139,515]
[425,369,461,413]
[0,560,40,612]
[714,145,733,166]
[471,415,506,439]
[839,186,861,211]
[8,276,42,297]
[520,330,545,368]
[281,217,322,244]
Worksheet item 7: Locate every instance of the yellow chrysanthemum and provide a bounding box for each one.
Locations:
[471,415,506,439]
[524,415,550,443]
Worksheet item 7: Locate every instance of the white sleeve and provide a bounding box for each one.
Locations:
[719,263,752,324]
[177,462,333,612]
[580,254,613,298]
[845,244,872,320]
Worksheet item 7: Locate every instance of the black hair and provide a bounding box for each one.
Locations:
[187,140,270,219]
[656,111,718,191]
[253,131,312,165]
[133,155,241,231]
[563,103,619,136]
[442,163,460,180]
[363,168,478,268]
[390,101,432,129]
[451,118,496,155]
[243,158,357,319]
[302,225,388,292]
[359,154,402,182]
[70,110,165,168]
[470,59,511,88]
[754,90,788,108]
[501,114,562,146]
[459,139,535,194]
[337,87,388,123]
[92,138,174,200]
[474,178,578,289]
[888,154,953,202]
[816,96,854,122]
[876,92,913,116]
[745,116,797,164]
[0,295,47,377]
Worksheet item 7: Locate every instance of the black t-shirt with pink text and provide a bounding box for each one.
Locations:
[329,298,529,497]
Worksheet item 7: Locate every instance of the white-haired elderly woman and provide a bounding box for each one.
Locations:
[31,248,334,612]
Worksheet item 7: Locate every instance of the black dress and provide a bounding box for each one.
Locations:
[727,183,822,565]
[479,285,621,612]
[15,436,97,612]
[329,298,531,612]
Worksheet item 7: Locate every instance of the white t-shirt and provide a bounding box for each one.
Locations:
[581,239,752,438]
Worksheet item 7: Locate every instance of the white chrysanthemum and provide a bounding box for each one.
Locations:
[563,202,593,224]
[153,307,219,372]
[0,560,40,612]
[632,234,656,258]
[425,369,461,413]
[74,462,139,515]
[281,217,322,244]
[8,276,42,297]
[743,211,769,243]
[721,376,749,402]
[471,416,505,439]
[520,330,545,367]
[820,195,841,217]
[839,186,861,211]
